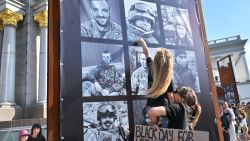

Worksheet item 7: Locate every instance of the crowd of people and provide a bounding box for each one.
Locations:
[221,101,250,141]
[18,123,46,141]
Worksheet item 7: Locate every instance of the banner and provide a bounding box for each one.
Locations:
[60,0,219,140]
[134,125,209,141]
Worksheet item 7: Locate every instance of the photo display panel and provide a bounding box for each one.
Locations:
[60,0,219,140]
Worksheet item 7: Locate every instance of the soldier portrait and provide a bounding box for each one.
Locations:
[173,50,200,92]
[129,46,157,95]
[81,42,126,96]
[83,101,129,141]
[80,0,123,40]
[124,0,160,44]
[161,5,193,47]
[160,0,188,8]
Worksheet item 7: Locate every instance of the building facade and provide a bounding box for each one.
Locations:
[209,35,250,102]
[0,0,47,123]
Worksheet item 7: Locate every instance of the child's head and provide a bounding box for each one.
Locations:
[18,129,29,141]
[174,87,201,129]
[148,48,173,98]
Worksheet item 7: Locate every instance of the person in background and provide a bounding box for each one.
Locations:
[223,102,237,141]
[238,112,250,141]
[18,129,29,141]
[220,108,230,141]
[27,123,46,141]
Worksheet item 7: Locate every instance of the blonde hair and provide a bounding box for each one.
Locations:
[147,48,173,98]
[174,87,201,129]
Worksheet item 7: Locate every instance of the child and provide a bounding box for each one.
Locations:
[18,129,29,141]
[137,38,174,127]
[147,87,201,130]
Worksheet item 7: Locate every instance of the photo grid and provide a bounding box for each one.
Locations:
[79,0,199,139]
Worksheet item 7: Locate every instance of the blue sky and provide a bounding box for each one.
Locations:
[201,0,250,74]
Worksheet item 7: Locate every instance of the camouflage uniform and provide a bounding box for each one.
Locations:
[81,20,122,40]
[131,66,148,95]
[84,62,124,96]
[127,2,159,44]
[84,103,127,141]
[84,127,124,141]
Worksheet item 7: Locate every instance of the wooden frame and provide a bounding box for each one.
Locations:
[47,0,224,140]
[48,0,60,140]
[197,0,224,140]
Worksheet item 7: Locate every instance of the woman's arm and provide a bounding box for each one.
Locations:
[147,106,167,125]
[137,38,150,58]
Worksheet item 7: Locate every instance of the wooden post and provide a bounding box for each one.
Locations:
[48,0,60,140]
[197,0,224,141]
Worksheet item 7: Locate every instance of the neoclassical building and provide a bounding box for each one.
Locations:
[0,0,48,123]
[209,35,250,102]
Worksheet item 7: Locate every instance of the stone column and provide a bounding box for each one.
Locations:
[0,9,23,106]
[34,10,48,104]
[0,21,3,73]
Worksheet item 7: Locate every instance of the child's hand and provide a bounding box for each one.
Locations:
[137,37,146,47]
[151,123,160,132]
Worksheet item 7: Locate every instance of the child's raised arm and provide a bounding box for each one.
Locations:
[137,38,150,58]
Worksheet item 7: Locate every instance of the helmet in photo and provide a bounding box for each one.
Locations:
[97,103,117,121]
[128,2,157,28]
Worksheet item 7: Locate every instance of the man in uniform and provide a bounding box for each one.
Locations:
[83,50,124,96]
[131,52,148,95]
[81,0,122,40]
[84,103,127,141]
[174,50,197,91]
[127,2,159,44]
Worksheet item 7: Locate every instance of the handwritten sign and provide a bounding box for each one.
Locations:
[134,125,209,141]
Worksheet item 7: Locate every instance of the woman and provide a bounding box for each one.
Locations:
[18,129,29,141]
[147,87,201,130]
[223,102,237,141]
[238,112,250,141]
[27,123,46,141]
[138,38,174,128]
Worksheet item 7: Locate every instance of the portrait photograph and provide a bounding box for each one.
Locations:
[80,0,123,40]
[161,5,194,47]
[124,0,160,44]
[173,50,200,92]
[160,0,188,8]
[81,42,126,97]
[128,46,160,95]
[83,101,129,141]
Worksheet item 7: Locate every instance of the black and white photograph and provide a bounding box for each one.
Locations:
[161,5,193,47]
[83,101,129,141]
[132,100,151,126]
[124,0,160,44]
[81,42,126,97]
[173,50,200,92]
[223,85,236,103]
[129,46,161,95]
[80,0,123,40]
[160,0,188,8]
